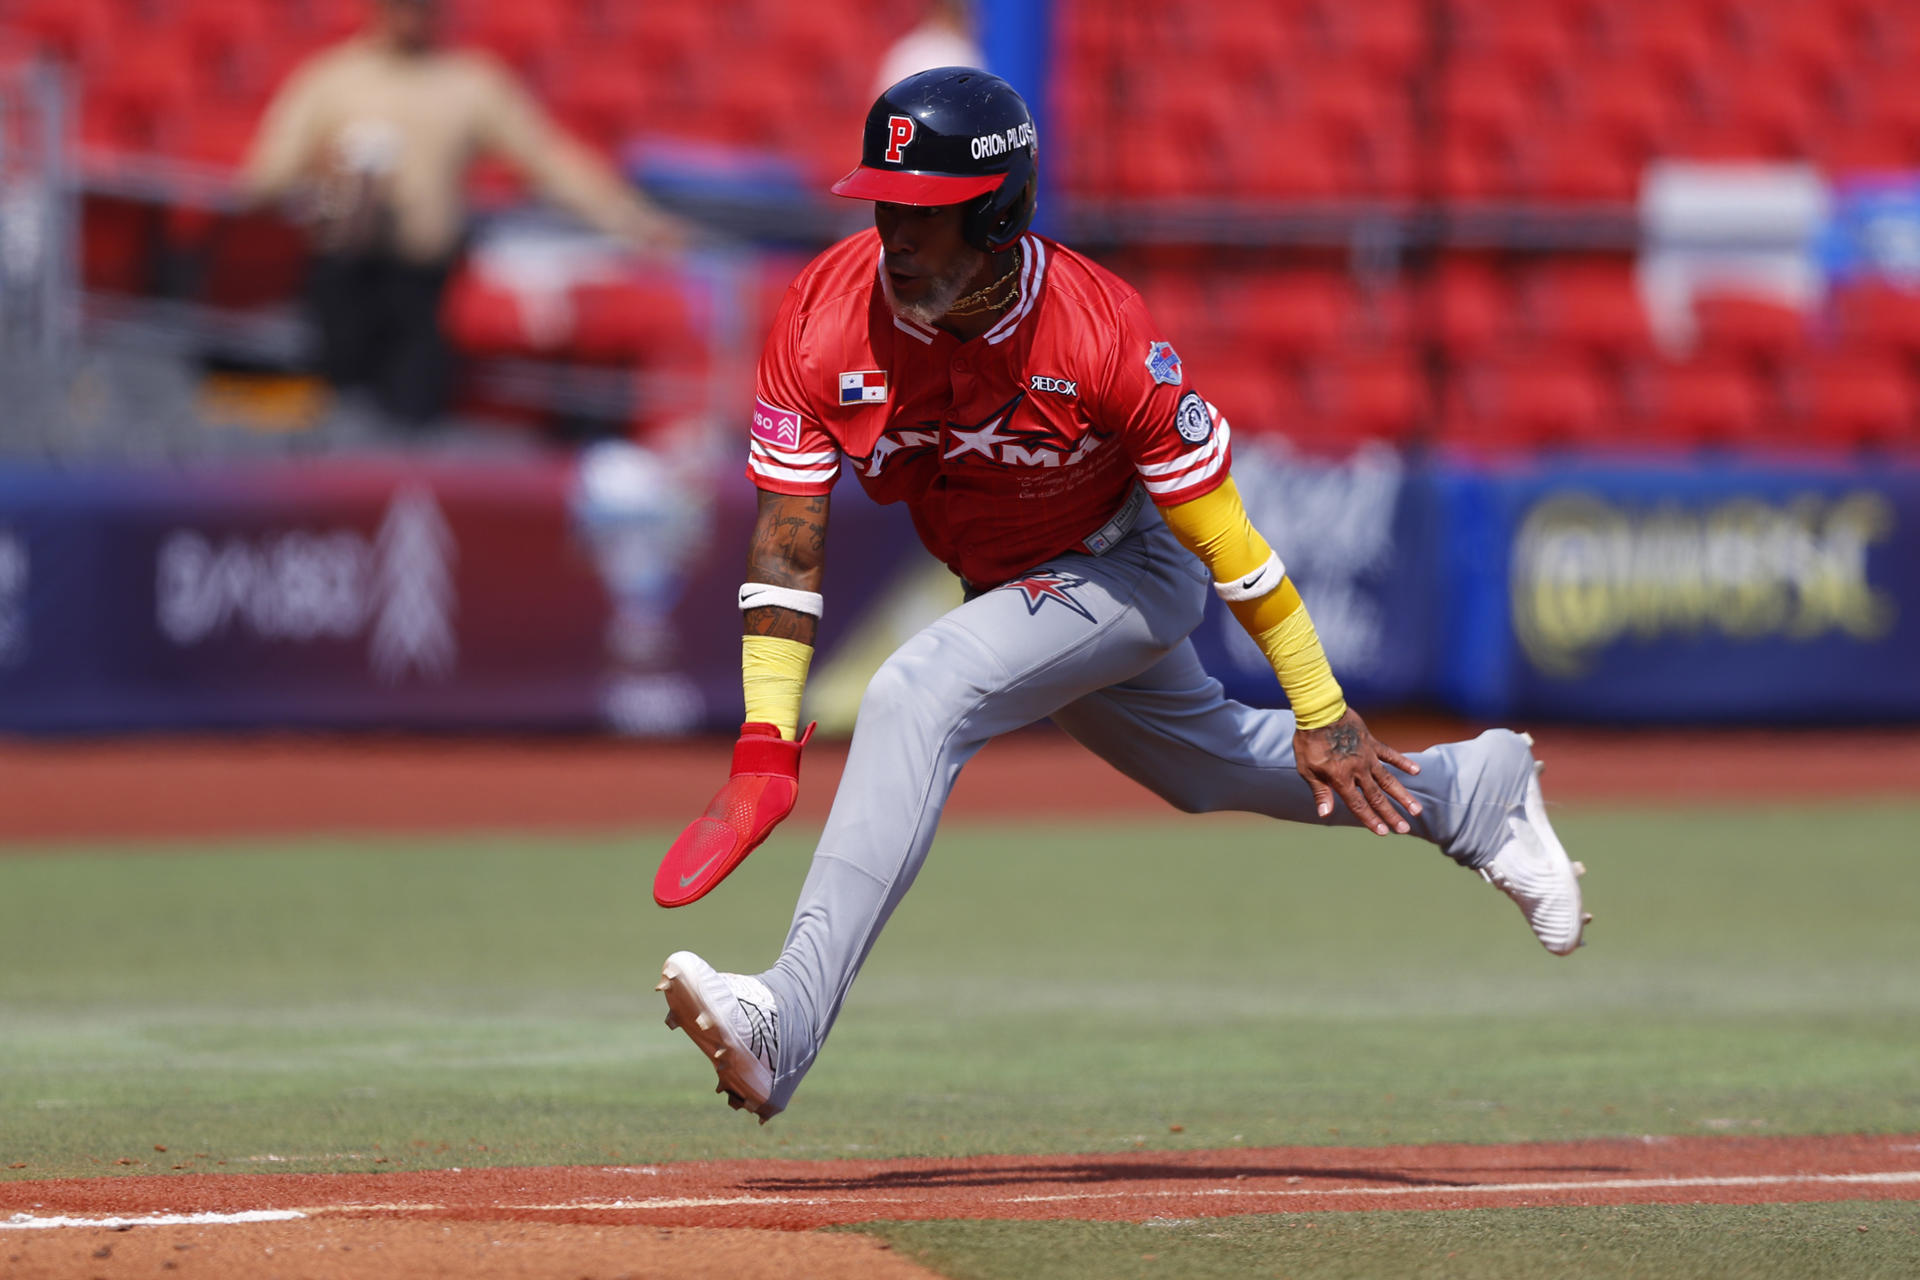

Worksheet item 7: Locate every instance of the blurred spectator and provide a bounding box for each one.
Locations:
[237,0,683,429]
[874,0,985,95]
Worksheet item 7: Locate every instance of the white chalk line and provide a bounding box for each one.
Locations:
[1002,1169,1920,1206]
[8,1169,1918,1231]
[3,1210,306,1231]
[511,1169,1920,1213]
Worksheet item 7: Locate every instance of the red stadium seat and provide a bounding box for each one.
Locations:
[1637,358,1770,448]
[1523,261,1653,360]
[1237,271,1362,358]
[1318,0,1426,79]
[442,271,538,357]
[1449,6,1577,85]
[1296,348,1430,450]
[1288,68,1397,150]
[79,42,198,154]
[6,0,114,63]
[1426,259,1515,357]
[1694,74,1822,160]
[551,56,649,155]
[1434,131,1513,200]
[1195,362,1298,442]
[1782,352,1920,449]
[1746,5,1855,92]
[1605,8,1723,92]
[1691,293,1810,366]
[1835,282,1920,358]
[1436,60,1535,153]
[1233,135,1344,199]
[569,278,703,365]
[1525,126,1640,202]
[463,2,571,77]
[1570,62,1688,159]
[1442,352,1612,452]
[179,0,273,92]
[174,108,261,169]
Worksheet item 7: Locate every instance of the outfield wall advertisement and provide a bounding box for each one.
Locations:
[1436,458,1920,722]
[0,451,917,734]
[0,449,1914,731]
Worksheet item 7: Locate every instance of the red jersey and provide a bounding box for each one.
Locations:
[746,230,1231,586]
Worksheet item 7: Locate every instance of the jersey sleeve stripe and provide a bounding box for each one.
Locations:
[1135,418,1231,478]
[750,441,840,465]
[1140,446,1228,496]
[750,456,841,484]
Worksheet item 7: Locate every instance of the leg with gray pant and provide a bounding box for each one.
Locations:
[752,521,1541,1115]
[1048,640,1535,868]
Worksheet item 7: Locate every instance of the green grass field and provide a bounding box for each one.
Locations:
[2,800,1917,1276]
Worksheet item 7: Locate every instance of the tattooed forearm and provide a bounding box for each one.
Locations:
[1323,721,1362,759]
[747,494,829,589]
[743,492,829,644]
[744,604,815,642]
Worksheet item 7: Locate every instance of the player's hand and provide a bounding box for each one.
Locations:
[653,722,814,906]
[1294,706,1423,836]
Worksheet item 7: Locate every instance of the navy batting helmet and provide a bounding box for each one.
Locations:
[831,67,1038,253]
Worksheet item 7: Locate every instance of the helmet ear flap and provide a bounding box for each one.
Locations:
[963,147,1037,252]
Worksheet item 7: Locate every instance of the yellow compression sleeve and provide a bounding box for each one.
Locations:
[740,635,814,740]
[1161,479,1348,730]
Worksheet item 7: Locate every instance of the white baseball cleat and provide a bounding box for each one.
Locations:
[1478,744,1589,956]
[657,950,781,1121]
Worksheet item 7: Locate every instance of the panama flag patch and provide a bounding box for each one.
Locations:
[839,370,889,405]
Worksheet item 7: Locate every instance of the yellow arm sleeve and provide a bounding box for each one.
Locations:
[741,635,814,740]
[1160,479,1348,730]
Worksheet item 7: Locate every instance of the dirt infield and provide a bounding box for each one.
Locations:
[4,721,1917,845]
[5,1135,1917,1277]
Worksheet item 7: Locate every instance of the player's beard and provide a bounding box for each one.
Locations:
[881,249,987,327]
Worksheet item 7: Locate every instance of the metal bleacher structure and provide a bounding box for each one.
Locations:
[4,0,1920,457]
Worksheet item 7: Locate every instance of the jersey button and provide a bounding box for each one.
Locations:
[953,357,970,372]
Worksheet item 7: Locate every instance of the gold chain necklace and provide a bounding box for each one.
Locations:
[945,249,1022,317]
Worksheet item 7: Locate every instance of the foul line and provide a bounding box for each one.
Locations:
[513,1170,1920,1213]
[3,1210,306,1231]
[1002,1169,1920,1206]
[7,1170,1918,1231]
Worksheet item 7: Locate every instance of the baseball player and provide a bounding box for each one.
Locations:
[654,68,1588,1123]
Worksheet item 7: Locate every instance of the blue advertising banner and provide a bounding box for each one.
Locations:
[1187,440,1441,711]
[1435,457,1920,722]
[0,451,922,734]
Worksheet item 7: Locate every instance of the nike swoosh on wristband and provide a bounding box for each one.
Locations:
[1241,572,1264,590]
[679,852,724,888]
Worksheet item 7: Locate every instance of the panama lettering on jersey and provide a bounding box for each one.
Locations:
[745,230,1232,585]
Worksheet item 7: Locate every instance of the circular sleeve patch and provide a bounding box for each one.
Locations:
[1175,390,1212,444]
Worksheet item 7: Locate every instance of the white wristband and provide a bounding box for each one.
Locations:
[1213,551,1286,603]
[738,582,824,618]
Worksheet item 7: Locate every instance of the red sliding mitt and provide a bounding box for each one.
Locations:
[654,721,816,907]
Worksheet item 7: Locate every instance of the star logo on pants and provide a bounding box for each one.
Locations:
[999,571,1097,623]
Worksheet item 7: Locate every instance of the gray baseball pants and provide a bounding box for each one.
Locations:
[755,509,1534,1116]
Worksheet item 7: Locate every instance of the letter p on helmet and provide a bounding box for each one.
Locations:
[885,115,915,163]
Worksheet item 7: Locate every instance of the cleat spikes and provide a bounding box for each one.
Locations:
[695,1012,713,1032]
[1572,861,1586,877]
[663,1012,680,1031]
[1582,912,1594,924]
[712,1046,727,1062]
[654,979,670,992]
[1519,731,1534,748]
